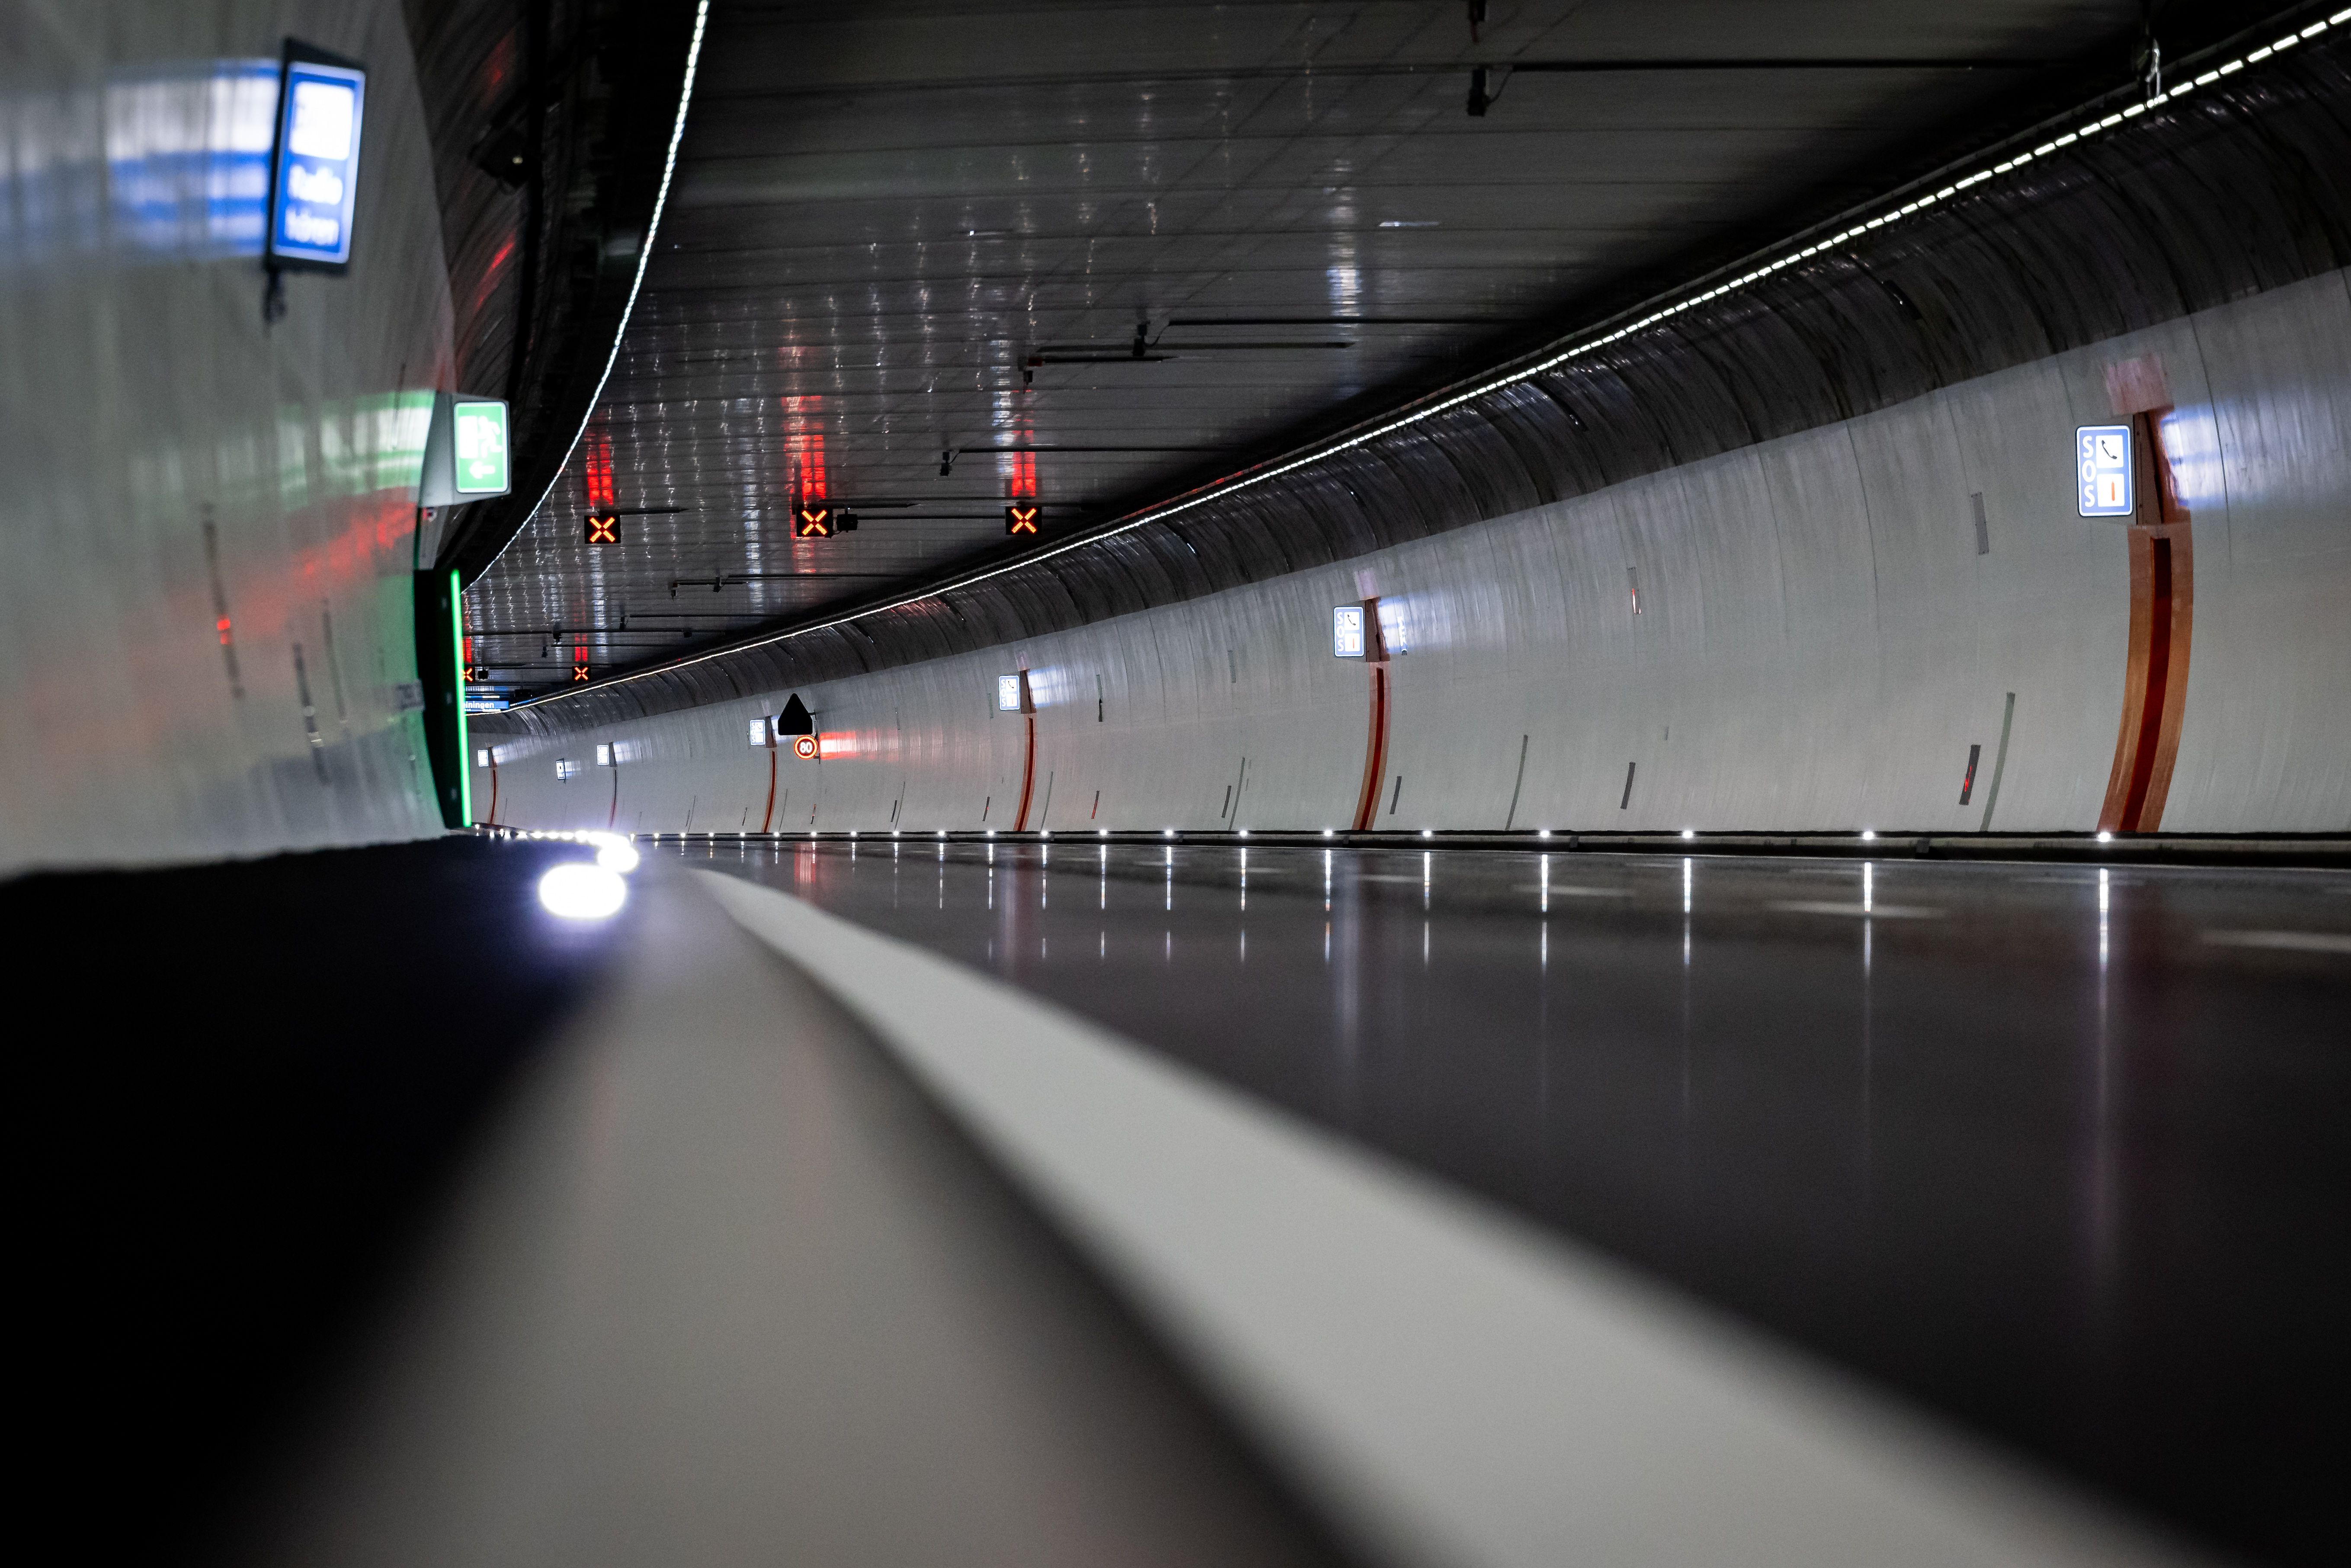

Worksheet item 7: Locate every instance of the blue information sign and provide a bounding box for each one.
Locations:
[268,54,366,269]
[2076,424,2133,518]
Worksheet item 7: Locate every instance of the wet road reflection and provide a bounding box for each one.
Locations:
[705,840,2351,1566]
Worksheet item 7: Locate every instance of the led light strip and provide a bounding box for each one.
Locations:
[478,0,711,581]
[517,5,2344,711]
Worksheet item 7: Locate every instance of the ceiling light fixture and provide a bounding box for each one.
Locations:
[479,0,708,579]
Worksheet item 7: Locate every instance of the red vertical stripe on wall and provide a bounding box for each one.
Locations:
[1352,664,1390,832]
[1014,712,1038,830]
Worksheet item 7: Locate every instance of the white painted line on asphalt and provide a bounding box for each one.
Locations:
[2200,928,2351,955]
[700,870,2211,1568]
[1772,900,1944,919]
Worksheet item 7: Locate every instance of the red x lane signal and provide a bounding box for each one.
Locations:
[584,510,618,544]
[794,506,833,538]
[1005,503,1040,537]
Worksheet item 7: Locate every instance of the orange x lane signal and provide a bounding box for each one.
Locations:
[794,505,833,538]
[1005,503,1041,537]
[571,662,591,683]
[584,510,619,544]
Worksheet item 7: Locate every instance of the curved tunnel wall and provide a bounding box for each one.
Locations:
[475,29,2351,727]
[476,268,2351,837]
[1,1,457,877]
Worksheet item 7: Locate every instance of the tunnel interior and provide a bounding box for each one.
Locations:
[5,4,2348,1566]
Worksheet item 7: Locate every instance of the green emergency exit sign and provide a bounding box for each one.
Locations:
[452,400,509,494]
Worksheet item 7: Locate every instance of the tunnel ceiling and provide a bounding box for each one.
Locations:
[457,0,2330,723]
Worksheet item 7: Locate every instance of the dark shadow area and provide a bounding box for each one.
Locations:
[214,866,1353,1568]
[7,835,619,1563]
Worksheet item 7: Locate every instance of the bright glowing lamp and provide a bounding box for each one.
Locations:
[539,863,627,919]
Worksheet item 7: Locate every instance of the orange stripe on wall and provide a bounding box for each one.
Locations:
[2097,406,2194,833]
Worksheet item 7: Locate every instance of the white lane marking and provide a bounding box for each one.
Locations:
[2201,929,2351,955]
[698,869,2209,1568]
[1772,900,1943,919]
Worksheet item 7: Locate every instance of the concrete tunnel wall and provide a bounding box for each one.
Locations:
[478,269,2351,838]
[0,0,455,877]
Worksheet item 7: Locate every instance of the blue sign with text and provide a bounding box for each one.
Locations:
[2076,424,2133,518]
[268,56,365,269]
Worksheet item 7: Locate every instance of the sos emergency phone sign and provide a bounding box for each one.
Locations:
[2077,424,2133,518]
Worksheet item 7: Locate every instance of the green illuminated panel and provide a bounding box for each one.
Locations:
[452,400,509,495]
